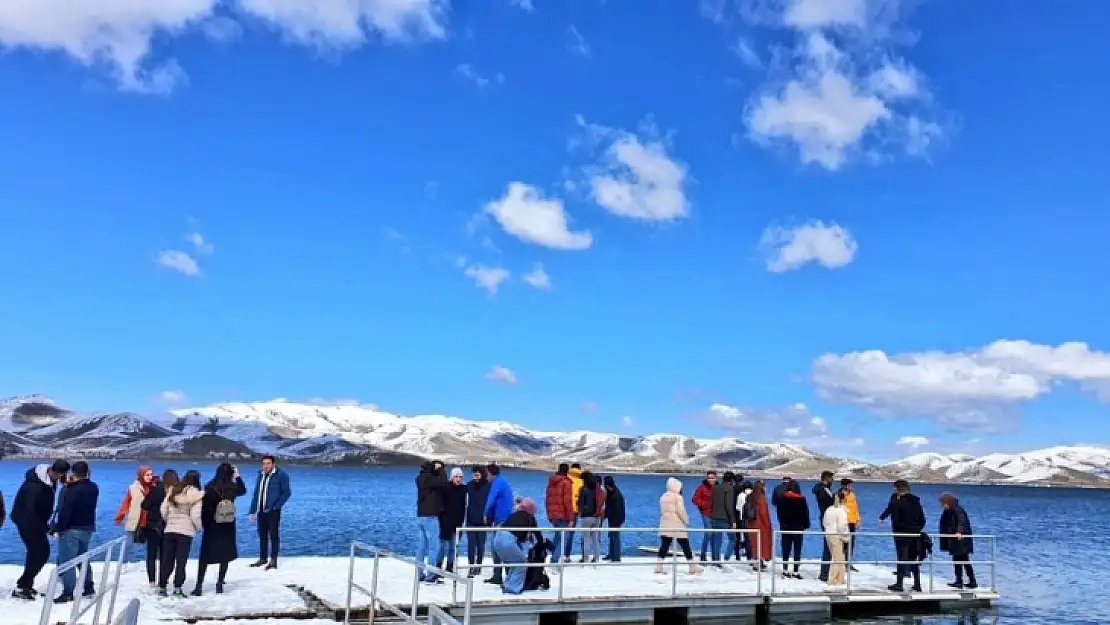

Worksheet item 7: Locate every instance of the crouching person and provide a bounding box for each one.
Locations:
[491,498,543,595]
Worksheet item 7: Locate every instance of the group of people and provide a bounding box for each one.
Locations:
[0,455,292,603]
[414,461,978,595]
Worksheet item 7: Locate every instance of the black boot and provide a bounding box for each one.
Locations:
[966,566,978,589]
[911,567,922,592]
[265,559,278,570]
[249,559,267,568]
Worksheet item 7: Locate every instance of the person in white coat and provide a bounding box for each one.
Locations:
[656,478,703,575]
[822,489,852,586]
[734,481,754,561]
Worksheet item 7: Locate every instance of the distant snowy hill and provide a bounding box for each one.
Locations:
[886,447,1110,485]
[1,395,1107,485]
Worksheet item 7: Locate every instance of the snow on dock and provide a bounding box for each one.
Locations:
[0,555,997,624]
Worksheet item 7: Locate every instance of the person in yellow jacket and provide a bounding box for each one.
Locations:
[840,478,861,571]
[566,464,584,562]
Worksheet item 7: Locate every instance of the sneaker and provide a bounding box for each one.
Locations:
[172,588,187,599]
[11,588,35,601]
[82,588,96,598]
[947,582,964,589]
[156,588,168,598]
[191,587,203,597]
[887,584,905,592]
[264,560,278,571]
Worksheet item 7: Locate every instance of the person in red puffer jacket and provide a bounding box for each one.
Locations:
[690,471,717,561]
[544,464,575,563]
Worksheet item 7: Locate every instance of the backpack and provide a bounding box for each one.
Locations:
[579,488,597,517]
[214,499,236,524]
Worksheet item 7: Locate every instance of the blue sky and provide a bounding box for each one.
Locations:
[1,0,1109,462]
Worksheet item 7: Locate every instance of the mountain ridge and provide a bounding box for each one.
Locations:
[0,396,1107,486]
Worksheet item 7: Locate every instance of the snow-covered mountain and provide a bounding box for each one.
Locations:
[0,396,857,475]
[886,447,1110,485]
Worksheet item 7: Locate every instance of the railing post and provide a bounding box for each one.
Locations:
[411,563,422,620]
[69,553,88,625]
[90,542,112,625]
[344,542,356,625]
[463,578,474,625]
[928,538,935,593]
[368,551,381,625]
[990,536,997,592]
[670,544,678,598]
[770,531,777,596]
[557,543,565,602]
[845,532,852,597]
[452,529,461,605]
[755,530,762,597]
[37,562,60,625]
[105,539,125,625]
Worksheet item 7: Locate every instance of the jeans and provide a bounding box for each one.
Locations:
[488,523,504,582]
[16,525,50,590]
[709,518,729,562]
[466,530,486,566]
[416,517,440,580]
[699,515,712,558]
[725,527,739,559]
[607,524,622,561]
[57,530,95,597]
[122,531,135,563]
[549,520,570,561]
[781,533,803,573]
[436,537,457,572]
[580,517,602,561]
[491,531,530,595]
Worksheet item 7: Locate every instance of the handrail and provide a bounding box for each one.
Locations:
[38,535,128,625]
[345,541,473,625]
[111,599,141,625]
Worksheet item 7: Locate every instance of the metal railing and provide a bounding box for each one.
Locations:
[38,535,128,625]
[344,541,473,625]
[768,530,997,596]
[453,526,764,600]
[112,599,140,625]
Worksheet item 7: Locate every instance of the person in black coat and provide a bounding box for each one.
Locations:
[880,480,926,592]
[775,481,810,578]
[194,463,247,596]
[938,493,977,589]
[812,470,836,581]
[436,468,469,575]
[139,475,167,586]
[602,476,626,562]
[415,461,448,583]
[10,460,68,600]
[464,466,490,577]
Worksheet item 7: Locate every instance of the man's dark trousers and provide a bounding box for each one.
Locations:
[16,525,50,590]
[258,510,282,562]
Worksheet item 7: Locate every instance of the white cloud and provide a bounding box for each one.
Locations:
[759,219,857,272]
[160,389,187,403]
[185,232,214,255]
[576,117,691,222]
[621,415,635,428]
[455,63,504,88]
[567,25,591,57]
[579,400,599,413]
[896,435,929,449]
[463,264,510,295]
[703,401,840,445]
[724,0,942,169]
[156,250,201,277]
[522,264,552,290]
[0,0,448,93]
[509,0,534,11]
[484,182,593,251]
[731,37,763,69]
[485,365,519,386]
[812,340,1110,432]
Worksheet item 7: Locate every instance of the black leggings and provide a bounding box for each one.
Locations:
[196,561,230,588]
[658,537,694,560]
[145,533,162,584]
[780,533,803,572]
[952,554,977,585]
[16,526,50,590]
[159,533,193,590]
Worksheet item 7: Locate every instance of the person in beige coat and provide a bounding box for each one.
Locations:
[656,478,702,575]
[822,490,852,586]
[158,470,204,597]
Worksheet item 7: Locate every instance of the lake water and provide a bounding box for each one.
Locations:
[0,460,1105,624]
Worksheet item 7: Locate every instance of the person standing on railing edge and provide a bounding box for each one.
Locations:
[414,460,448,583]
[812,470,836,582]
[879,479,926,592]
[482,463,514,586]
[464,466,490,578]
[435,467,468,578]
[248,455,292,571]
[840,478,860,571]
[52,460,99,604]
[938,492,978,589]
[10,459,68,601]
[602,475,625,562]
[544,463,575,563]
[690,471,715,562]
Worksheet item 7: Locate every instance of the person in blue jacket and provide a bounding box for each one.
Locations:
[482,463,513,585]
[247,455,292,570]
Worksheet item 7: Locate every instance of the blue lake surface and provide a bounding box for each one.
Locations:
[0,460,1105,624]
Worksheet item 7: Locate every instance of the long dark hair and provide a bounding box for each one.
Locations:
[207,463,237,500]
[170,469,202,504]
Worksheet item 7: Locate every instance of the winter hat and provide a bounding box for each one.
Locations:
[450,467,464,479]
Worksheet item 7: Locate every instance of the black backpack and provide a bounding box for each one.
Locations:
[742,496,757,522]
[579,488,597,517]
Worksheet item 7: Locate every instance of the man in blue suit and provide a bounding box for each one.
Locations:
[482,463,513,585]
[248,455,292,570]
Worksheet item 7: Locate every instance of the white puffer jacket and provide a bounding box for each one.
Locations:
[160,486,203,537]
[659,478,689,539]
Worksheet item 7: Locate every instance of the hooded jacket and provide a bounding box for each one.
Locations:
[603,476,626,526]
[484,474,514,525]
[775,489,811,531]
[142,481,166,533]
[544,473,574,523]
[567,467,584,514]
[691,480,713,517]
[577,474,605,519]
[160,486,204,537]
[710,482,736,523]
[880,492,926,534]
[114,467,153,532]
[938,499,974,555]
[439,482,468,540]
[842,490,861,525]
[10,465,57,533]
[416,464,448,518]
[465,477,490,526]
[659,478,689,539]
[55,478,99,533]
[812,482,835,524]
